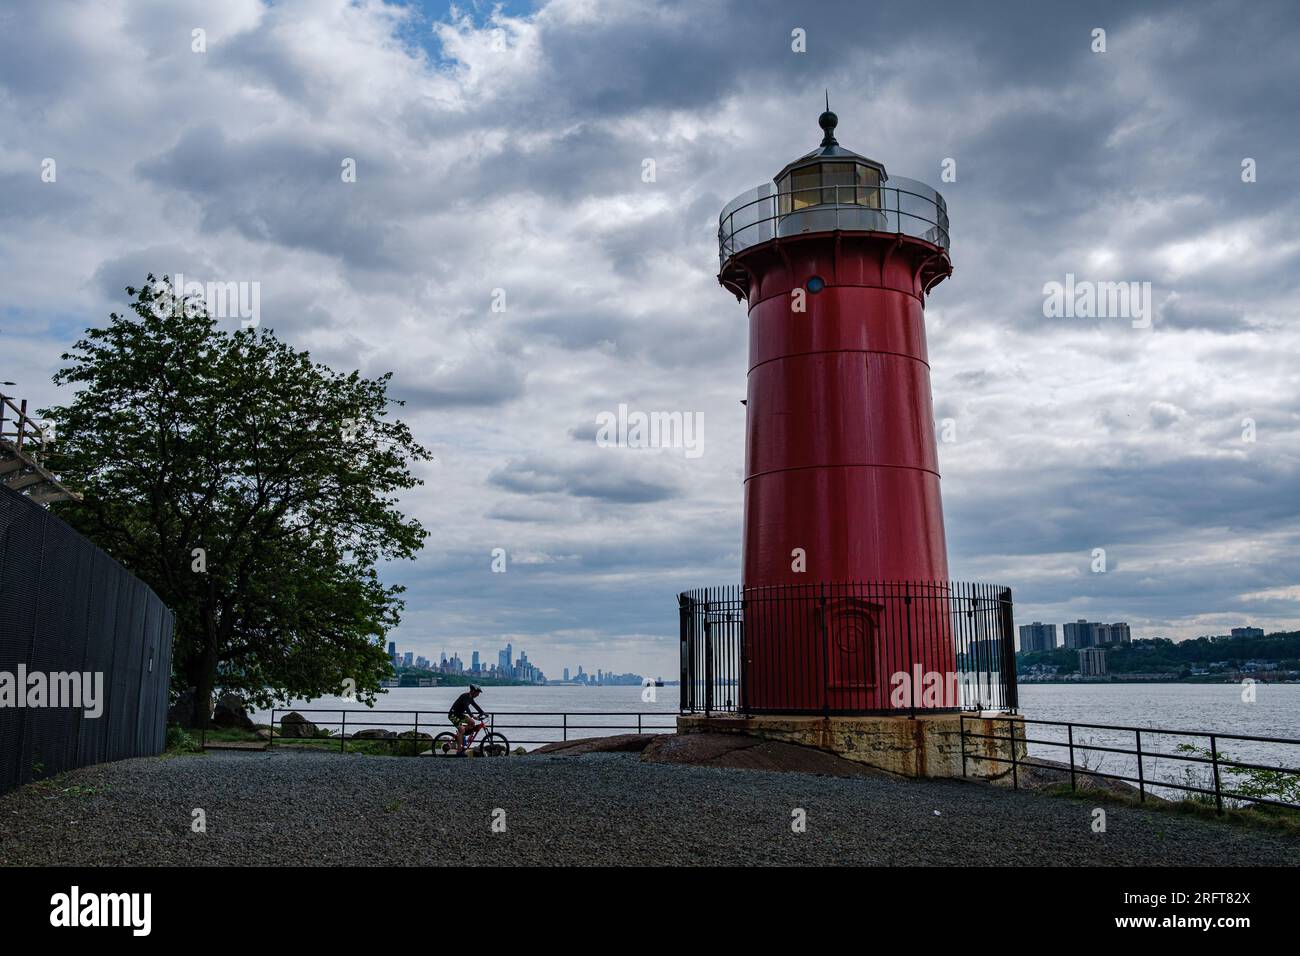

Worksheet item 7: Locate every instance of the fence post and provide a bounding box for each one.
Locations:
[704,608,714,716]
[904,591,916,719]
[678,595,690,714]
[413,713,420,758]
[1067,723,1076,792]
[268,709,275,751]
[998,587,1018,713]
[739,600,748,717]
[340,711,347,753]
[819,587,830,719]
[563,713,568,742]
[1210,734,1224,815]
[637,713,642,735]
[1135,729,1145,802]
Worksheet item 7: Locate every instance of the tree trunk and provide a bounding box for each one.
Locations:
[189,594,220,729]
[191,661,216,730]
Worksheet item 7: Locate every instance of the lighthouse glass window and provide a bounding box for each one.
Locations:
[855,164,882,208]
[784,167,821,211]
[821,163,856,204]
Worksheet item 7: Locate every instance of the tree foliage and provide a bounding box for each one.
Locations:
[41,276,430,724]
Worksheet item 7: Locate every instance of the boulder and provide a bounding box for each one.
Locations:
[279,712,319,738]
[167,688,199,727]
[642,733,883,779]
[528,734,657,756]
[212,693,255,731]
[396,730,432,740]
[351,728,396,739]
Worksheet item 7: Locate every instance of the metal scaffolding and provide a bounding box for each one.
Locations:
[0,390,81,505]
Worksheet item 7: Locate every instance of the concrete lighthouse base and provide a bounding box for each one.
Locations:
[676,712,1026,780]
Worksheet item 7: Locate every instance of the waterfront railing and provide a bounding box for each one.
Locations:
[199,709,678,753]
[961,715,1300,814]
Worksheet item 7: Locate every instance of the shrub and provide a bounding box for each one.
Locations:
[166,724,203,753]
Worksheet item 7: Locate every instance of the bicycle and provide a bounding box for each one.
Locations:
[433,714,510,757]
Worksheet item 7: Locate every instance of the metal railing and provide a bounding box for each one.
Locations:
[199,709,678,753]
[679,580,1017,718]
[719,177,950,268]
[961,715,1300,814]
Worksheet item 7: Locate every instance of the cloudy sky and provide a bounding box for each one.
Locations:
[3,0,1298,677]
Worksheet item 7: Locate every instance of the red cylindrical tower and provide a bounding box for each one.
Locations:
[718,107,957,712]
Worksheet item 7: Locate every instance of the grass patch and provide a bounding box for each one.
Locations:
[195,726,264,743]
[165,725,204,754]
[28,773,109,799]
[1039,781,1300,836]
[270,738,429,757]
[177,722,440,757]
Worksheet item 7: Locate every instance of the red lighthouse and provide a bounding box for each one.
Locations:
[716,106,959,713]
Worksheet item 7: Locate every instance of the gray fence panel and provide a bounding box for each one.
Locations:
[28,518,88,776]
[0,485,174,794]
[0,497,44,791]
[153,606,175,752]
[77,548,119,766]
[107,575,143,763]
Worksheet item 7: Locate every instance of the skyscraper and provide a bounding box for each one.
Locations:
[1064,620,1096,650]
[1018,622,1057,653]
[1078,647,1107,677]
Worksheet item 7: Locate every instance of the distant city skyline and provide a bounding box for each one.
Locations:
[1017,620,1277,653]
[383,639,652,686]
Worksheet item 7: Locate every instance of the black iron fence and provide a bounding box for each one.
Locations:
[241,708,678,754]
[0,485,174,794]
[679,580,1017,717]
[961,715,1300,814]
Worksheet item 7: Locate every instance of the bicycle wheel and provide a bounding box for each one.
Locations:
[477,732,510,757]
[432,732,460,757]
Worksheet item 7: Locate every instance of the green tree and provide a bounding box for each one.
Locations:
[41,276,430,726]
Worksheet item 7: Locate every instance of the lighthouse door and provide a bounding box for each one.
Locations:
[821,597,880,711]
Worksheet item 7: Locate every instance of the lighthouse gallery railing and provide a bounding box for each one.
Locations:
[679,580,1017,718]
[718,177,951,269]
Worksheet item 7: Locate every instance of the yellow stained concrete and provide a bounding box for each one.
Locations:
[676,712,1026,779]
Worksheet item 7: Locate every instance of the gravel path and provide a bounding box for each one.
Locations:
[1,750,1295,866]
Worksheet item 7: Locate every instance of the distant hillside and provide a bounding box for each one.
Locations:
[1017,630,1300,677]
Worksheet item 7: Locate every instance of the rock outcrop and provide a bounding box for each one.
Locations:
[212,693,255,731]
[278,712,319,738]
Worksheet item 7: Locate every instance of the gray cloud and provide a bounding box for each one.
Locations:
[489,453,682,504]
[3,0,1300,678]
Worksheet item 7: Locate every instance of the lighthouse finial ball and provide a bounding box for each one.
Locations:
[818,103,838,147]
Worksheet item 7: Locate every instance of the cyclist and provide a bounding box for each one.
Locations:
[448,685,487,756]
